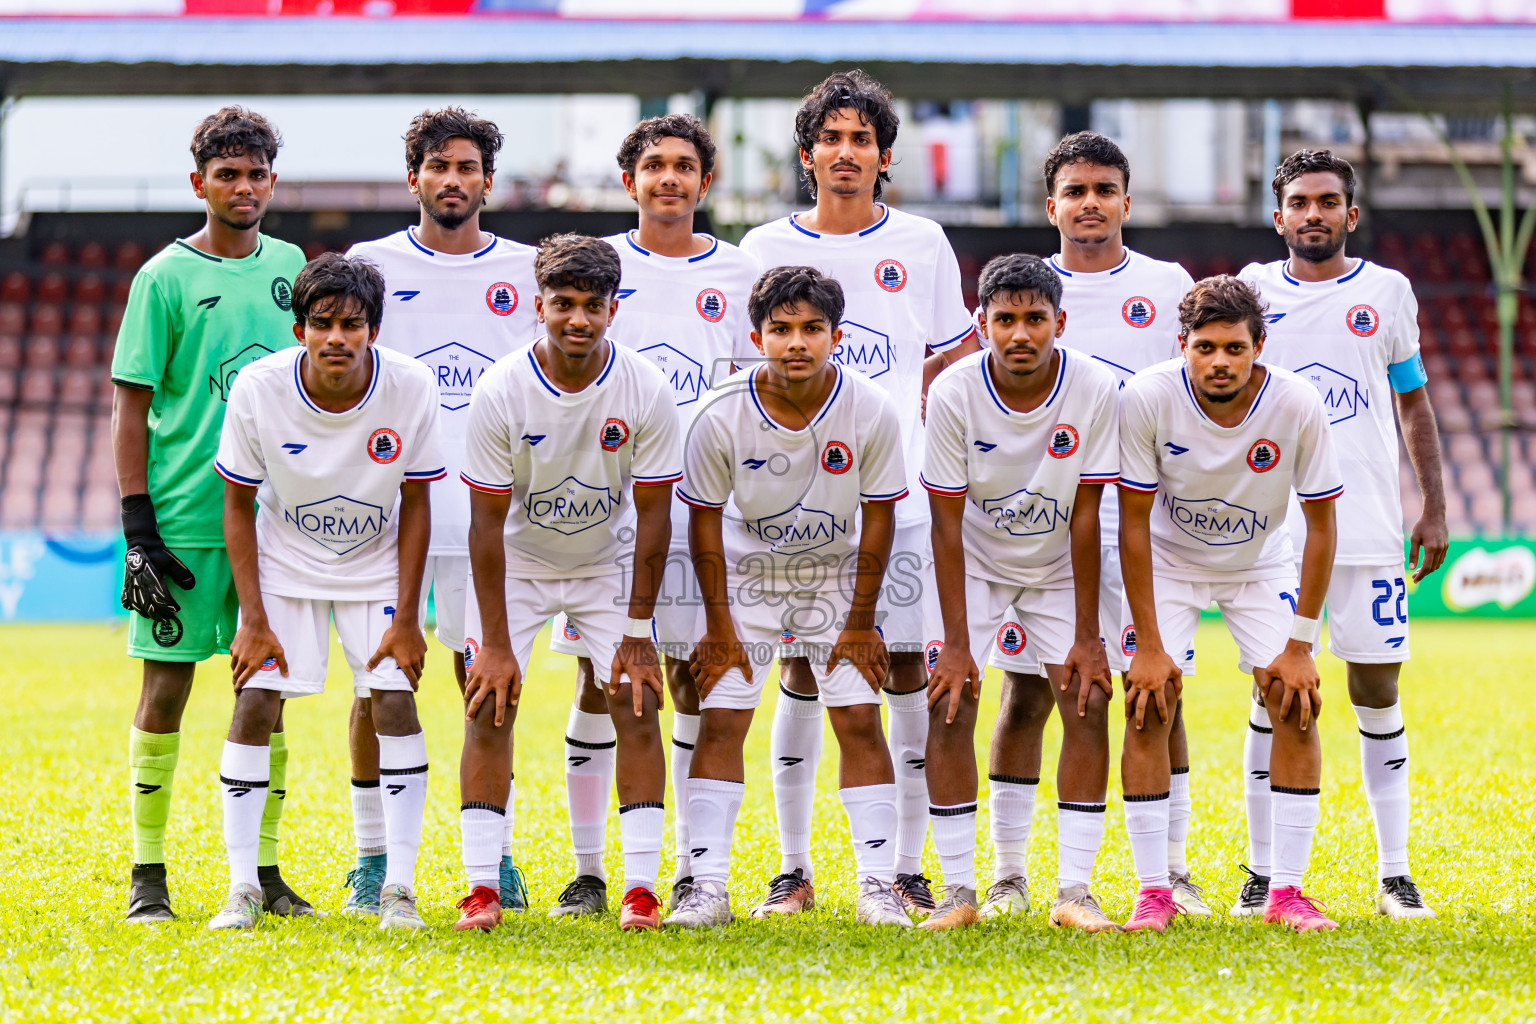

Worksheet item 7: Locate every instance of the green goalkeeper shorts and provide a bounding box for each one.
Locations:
[125,547,239,663]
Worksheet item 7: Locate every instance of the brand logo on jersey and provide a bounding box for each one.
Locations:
[982,487,1069,537]
[742,458,767,470]
[1162,495,1269,547]
[151,615,184,648]
[1164,441,1189,456]
[286,496,388,555]
[834,320,893,379]
[207,343,275,402]
[393,290,420,301]
[486,282,518,316]
[368,428,403,464]
[271,277,293,311]
[1122,296,1155,327]
[1296,362,1370,426]
[996,622,1026,656]
[639,343,706,406]
[1247,439,1280,473]
[462,638,478,669]
[696,288,726,322]
[599,418,629,452]
[821,441,852,475]
[281,443,306,455]
[197,295,221,310]
[1047,424,1079,459]
[745,505,849,555]
[1264,313,1287,324]
[563,621,582,642]
[525,477,620,535]
[1346,304,1379,337]
[924,640,944,674]
[1121,625,1137,656]
[616,288,637,300]
[973,440,997,453]
[418,342,495,412]
[874,259,907,292]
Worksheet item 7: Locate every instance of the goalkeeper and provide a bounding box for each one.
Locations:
[110,107,309,923]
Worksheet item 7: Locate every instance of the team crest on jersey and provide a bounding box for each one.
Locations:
[996,622,1026,656]
[486,282,518,316]
[151,615,184,648]
[925,640,944,674]
[463,638,478,669]
[696,289,726,323]
[781,628,797,644]
[821,441,853,475]
[874,259,907,293]
[1346,304,1379,337]
[368,428,403,464]
[599,418,629,452]
[1121,625,1137,657]
[270,277,293,311]
[1247,439,1280,473]
[1047,424,1080,459]
[1121,296,1155,327]
[563,621,582,642]
[259,657,279,672]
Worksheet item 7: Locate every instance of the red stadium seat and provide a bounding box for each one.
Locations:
[63,335,98,369]
[35,271,68,304]
[0,271,29,304]
[37,241,70,267]
[80,483,119,531]
[59,369,94,409]
[113,241,145,273]
[24,336,59,370]
[73,275,106,305]
[39,484,82,532]
[67,305,102,337]
[94,373,115,409]
[0,485,40,530]
[19,367,56,405]
[76,241,108,269]
[105,304,126,343]
[0,367,16,404]
[0,336,21,370]
[110,277,133,305]
[0,303,23,336]
[28,304,63,336]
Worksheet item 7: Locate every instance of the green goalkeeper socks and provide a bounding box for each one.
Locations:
[258,730,288,868]
[129,727,180,865]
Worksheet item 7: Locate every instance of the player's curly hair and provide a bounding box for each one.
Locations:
[190,106,282,172]
[1272,148,1356,207]
[1177,275,1268,344]
[404,106,503,177]
[616,114,717,178]
[978,253,1063,312]
[292,253,385,330]
[748,266,845,331]
[793,70,899,200]
[534,234,622,298]
[1042,131,1130,196]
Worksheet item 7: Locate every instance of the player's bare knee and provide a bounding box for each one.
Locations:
[350,694,374,726]
[781,656,818,695]
[573,658,607,712]
[664,658,700,715]
[369,690,420,736]
[1346,661,1400,708]
[1000,672,1054,730]
[228,688,282,744]
[828,704,886,751]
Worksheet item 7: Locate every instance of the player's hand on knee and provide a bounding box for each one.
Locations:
[1264,642,1323,732]
[1063,637,1113,718]
[610,636,665,717]
[1124,649,1181,730]
[465,642,521,727]
[369,620,427,691]
[229,621,287,691]
[926,642,979,724]
[688,627,752,699]
[828,626,888,692]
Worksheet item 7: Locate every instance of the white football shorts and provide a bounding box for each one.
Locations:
[465,572,629,687]
[243,593,412,699]
[1119,573,1300,677]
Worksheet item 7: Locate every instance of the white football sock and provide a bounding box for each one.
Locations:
[1243,699,1274,877]
[1270,787,1321,890]
[929,802,977,890]
[687,778,744,887]
[840,783,898,884]
[988,774,1037,880]
[503,774,515,858]
[350,779,385,857]
[1056,801,1106,891]
[1167,767,1191,875]
[619,802,665,894]
[460,804,504,893]
[770,687,823,880]
[378,731,428,892]
[670,712,700,879]
[565,707,615,881]
[884,687,930,876]
[1353,703,1411,880]
[1124,793,1171,891]
[220,740,270,890]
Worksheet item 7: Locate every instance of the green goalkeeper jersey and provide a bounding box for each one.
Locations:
[110,235,306,546]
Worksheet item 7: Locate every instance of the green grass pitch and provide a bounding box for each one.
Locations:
[1,618,1532,1023]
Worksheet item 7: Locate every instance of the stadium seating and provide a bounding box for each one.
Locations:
[0,230,1531,536]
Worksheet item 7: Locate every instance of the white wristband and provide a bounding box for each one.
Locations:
[1289,615,1321,645]
[623,617,653,639]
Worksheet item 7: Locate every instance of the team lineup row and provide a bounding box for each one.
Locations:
[111,69,1446,936]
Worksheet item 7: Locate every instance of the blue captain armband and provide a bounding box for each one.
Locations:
[1388,352,1428,393]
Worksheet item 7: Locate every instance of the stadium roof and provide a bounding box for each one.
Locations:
[2,17,1535,111]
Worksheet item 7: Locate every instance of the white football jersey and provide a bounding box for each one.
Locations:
[679,366,908,587]
[460,340,682,580]
[215,346,445,601]
[740,205,975,527]
[1050,248,1194,542]
[1240,258,1423,566]
[1118,359,1343,582]
[346,228,539,558]
[922,348,1119,587]
[604,231,761,429]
